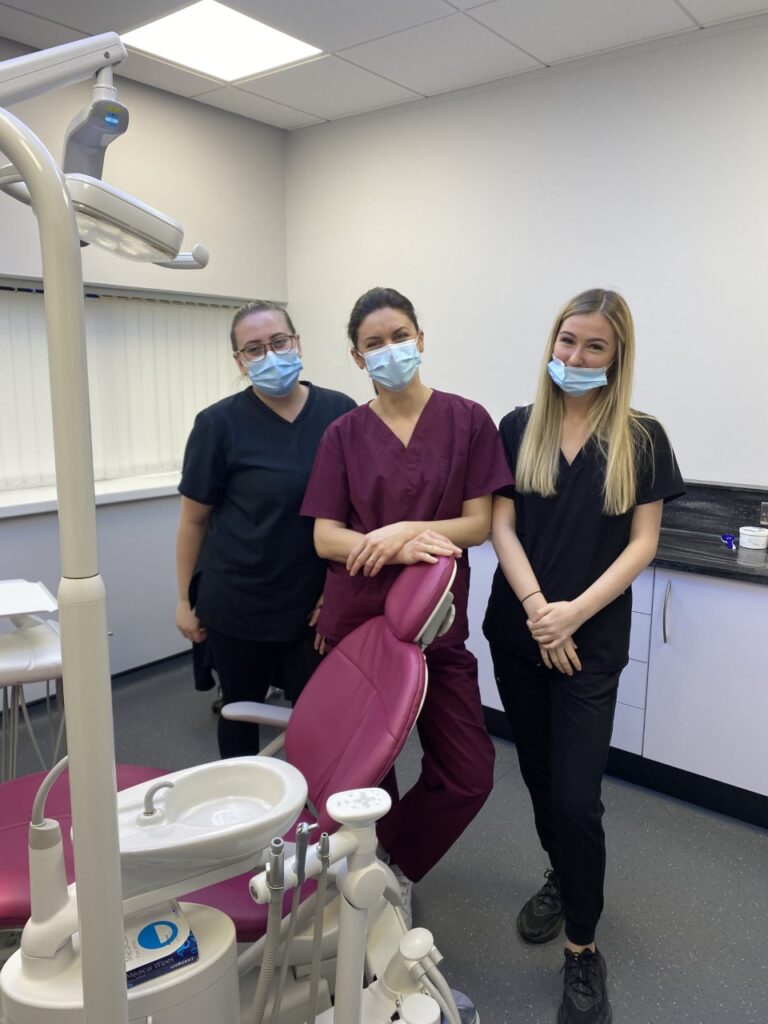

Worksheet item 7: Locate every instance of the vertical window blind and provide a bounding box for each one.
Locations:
[0,289,240,492]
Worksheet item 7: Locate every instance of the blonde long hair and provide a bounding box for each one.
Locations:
[516,289,653,516]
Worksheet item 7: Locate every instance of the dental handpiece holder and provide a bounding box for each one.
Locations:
[248,788,452,1024]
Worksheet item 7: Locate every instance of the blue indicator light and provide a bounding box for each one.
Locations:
[104,113,120,126]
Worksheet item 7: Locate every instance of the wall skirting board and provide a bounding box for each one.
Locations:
[483,707,768,832]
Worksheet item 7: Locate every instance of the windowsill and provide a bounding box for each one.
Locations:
[0,472,181,519]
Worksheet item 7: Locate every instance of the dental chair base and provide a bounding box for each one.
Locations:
[0,902,239,1024]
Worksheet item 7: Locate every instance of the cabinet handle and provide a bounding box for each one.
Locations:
[662,579,671,643]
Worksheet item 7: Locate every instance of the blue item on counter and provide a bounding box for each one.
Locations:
[720,534,737,551]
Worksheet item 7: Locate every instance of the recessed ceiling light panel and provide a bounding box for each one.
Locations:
[122,0,321,82]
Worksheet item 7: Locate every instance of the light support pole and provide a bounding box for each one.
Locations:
[0,102,128,1024]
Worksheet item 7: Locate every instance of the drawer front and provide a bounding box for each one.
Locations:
[617,658,648,709]
[628,611,651,663]
[631,568,654,614]
[610,702,644,755]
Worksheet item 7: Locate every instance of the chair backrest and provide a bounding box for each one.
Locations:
[284,557,457,834]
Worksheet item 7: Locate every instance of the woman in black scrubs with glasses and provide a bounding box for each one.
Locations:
[175,300,355,757]
[483,288,684,1024]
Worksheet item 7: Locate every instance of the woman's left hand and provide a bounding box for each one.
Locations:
[527,601,584,648]
[397,530,462,566]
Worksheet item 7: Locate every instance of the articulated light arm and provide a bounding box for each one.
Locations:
[0,33,126,108]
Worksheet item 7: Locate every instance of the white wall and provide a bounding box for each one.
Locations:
[286,22,768,487]
[0,37,287,301]
[0,495,185,676]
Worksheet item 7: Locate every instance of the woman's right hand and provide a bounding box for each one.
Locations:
[346,521,418,576]
[176,600,207,644]
[539,639,581,676]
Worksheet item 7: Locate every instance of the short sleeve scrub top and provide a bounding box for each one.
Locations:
[301,389,513,648]
[179,382,356,643]
[483,406,686,674]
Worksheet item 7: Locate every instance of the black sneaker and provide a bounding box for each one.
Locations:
[517,869,564,943]
[557,948,612,1024]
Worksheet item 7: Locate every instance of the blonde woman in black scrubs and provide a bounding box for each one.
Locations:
[483,289,684,1024]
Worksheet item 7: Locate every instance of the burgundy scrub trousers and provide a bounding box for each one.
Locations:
[302,390,512,881]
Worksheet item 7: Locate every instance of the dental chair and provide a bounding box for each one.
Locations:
[0,557,460,1023]
[185,553,457,938]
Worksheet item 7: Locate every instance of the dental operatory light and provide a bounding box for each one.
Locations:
[66,175,183,261]
[122,0,322,82]
[0,37,208,268]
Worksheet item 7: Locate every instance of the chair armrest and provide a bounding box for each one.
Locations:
[220,701,292,729]
[258,733,286,758]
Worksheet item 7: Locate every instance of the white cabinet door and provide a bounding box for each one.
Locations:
[466,539,503,711]
[644,570,768,796]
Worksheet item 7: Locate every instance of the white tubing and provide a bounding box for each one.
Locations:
[31,756,69,825]
[250,887,284,1024]
[306,843,330,1023]
[423,962,461,1024]
[269,882,301,1024]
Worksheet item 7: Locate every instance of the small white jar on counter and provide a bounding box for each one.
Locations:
[739,526,768,550]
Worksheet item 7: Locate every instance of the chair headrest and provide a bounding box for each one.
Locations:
[384,557,457,643]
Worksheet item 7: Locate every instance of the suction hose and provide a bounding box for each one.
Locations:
[31,755,69,824]
[306,831,330,1023]
[269,822,315,1024]
[423,958,462,1024]
[250,838,285,1024]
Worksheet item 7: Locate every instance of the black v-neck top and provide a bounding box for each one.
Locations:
[179,382,356,641]
[483,405,685,672]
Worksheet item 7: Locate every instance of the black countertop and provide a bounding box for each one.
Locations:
[654,528,768,586]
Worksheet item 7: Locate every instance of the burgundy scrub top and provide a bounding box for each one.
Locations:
[301,389,512,647]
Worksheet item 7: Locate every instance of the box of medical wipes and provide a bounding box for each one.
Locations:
[123,900,199,987]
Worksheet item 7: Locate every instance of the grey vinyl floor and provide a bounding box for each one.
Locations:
[12,654,768,1024]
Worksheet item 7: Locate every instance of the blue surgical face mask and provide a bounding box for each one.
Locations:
[247,349,302,398]
[363,339,421,392]
[547,356,609,395]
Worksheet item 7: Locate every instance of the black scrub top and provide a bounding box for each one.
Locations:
[179,382,356,642]
[483,406,685,674]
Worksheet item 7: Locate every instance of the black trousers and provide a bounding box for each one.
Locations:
[490,646,619,945]
[206,626,321,758]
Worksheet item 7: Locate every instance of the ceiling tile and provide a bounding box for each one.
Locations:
[339,13,540,96]
[2,1,190,35]
[443,0,497,8]
[194,85,322,129]
[226,0,455,51]
[0,4,83,49]
[676,0,768,24]
[116,49,221,97]
[238,55,420,119]
[469,0,696,64]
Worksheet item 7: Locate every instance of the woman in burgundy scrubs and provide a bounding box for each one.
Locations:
[301,286,511,910]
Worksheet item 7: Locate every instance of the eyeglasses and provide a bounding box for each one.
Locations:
[236,334,297,363]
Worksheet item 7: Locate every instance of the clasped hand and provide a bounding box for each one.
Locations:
[527,600,584,676]
[347,523,461,577]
